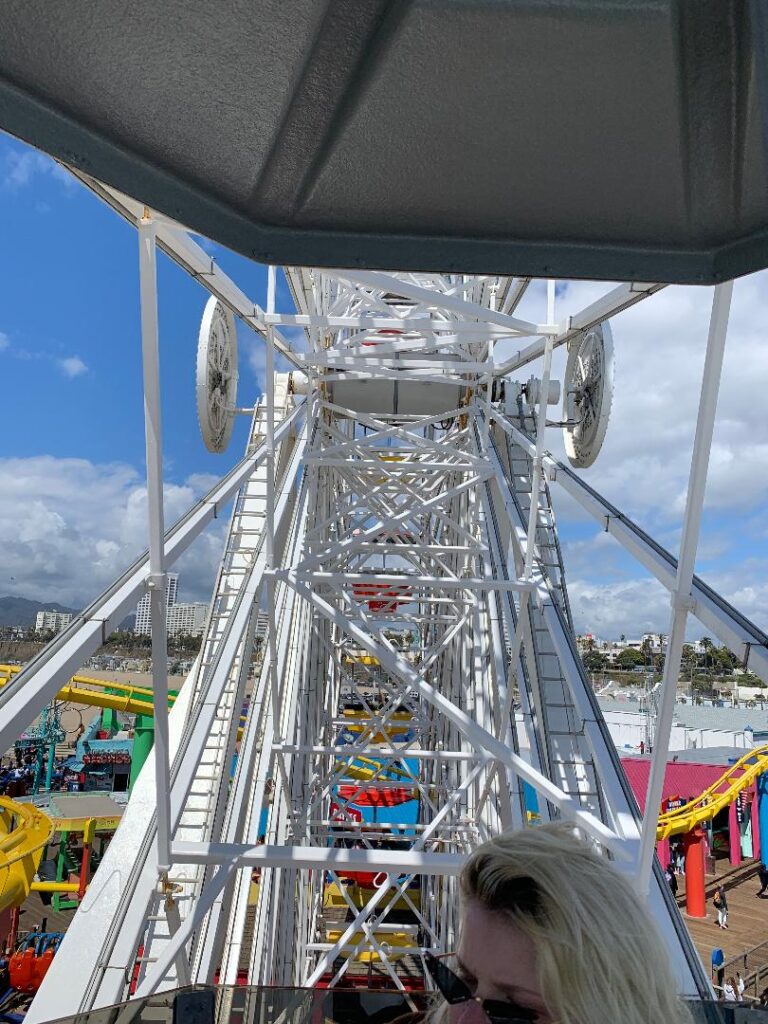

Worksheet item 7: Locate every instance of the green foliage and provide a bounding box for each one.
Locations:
[712,645,739,673]
[615,648,646,669]
[582,651,607,671]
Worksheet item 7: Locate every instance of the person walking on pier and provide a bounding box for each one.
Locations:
[665,863,678,896]
[713,885,728,928]
[757,863,768,896]
[736,973,746,1001]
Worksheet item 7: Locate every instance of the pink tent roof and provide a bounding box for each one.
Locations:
[620,758,736,813]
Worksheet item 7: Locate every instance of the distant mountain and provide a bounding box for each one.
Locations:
[0,596,79,628]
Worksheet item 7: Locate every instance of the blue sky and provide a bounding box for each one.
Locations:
[1,128,767,641]
[0,133,268,477]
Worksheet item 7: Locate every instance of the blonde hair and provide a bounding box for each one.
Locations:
[429,822,692,1024]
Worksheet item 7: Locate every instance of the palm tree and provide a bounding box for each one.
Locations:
[640,636,652,669]
[701,636,714,671]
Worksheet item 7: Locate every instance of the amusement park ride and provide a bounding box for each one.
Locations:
[1,2,768,1020]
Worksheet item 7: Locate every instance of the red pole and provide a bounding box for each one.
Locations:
[684,826,707,918]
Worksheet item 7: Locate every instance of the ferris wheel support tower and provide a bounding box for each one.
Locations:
[3,178,763,1021]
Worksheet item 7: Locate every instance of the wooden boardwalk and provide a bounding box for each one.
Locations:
[672,859,768,995]
[16,891,76,939]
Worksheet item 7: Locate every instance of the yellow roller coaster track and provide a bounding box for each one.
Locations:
[0,797,54,913]
[655,744,768,840]
[0,664,174,718]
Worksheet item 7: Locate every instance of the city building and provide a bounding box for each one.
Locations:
[134,573,179,636]
[35,610,73,635]
[167,602,208,637]
[641,632,668,654]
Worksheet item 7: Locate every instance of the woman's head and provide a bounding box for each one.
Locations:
[434,822,691,1024]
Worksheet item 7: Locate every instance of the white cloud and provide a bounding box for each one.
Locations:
[243,330,301,393]
[0,456,227,609]
[2,145,76,192]
[566,561,768,643]
[567,577,671,640]
[506,275,768,638]
[3,150,38,188]
[58,355,88,378]
[502,273,768,526]
[0,332,8,351]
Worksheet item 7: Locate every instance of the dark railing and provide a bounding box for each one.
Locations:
[723,940,768,1002]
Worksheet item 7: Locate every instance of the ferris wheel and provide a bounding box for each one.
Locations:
[1,4,768,1021]
[0,179,761,1021]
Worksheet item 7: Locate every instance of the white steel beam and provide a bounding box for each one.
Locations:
[638,281,734,892]
[333,269,542,335]
[172,843,463,873]
[494,282,665,377]
[137,212,173,874]
[69,172,300,366]
[282,577,626,856]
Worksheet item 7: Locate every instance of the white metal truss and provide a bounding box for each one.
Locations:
[21,178,766,1021]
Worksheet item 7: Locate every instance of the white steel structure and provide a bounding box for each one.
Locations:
[4,173,768,1022]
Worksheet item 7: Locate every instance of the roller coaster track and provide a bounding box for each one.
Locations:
[656,746,768,840]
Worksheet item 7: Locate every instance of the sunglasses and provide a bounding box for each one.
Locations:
[423,952,539,1024]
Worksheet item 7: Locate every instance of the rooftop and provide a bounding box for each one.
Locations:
[597,697,768,735]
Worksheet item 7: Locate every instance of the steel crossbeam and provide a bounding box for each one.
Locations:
[21,253,731,1014]
[489,409,768,684]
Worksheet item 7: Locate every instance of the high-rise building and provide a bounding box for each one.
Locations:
[167,602,208,637]
[35,610,73,635]
[135,573,179,636]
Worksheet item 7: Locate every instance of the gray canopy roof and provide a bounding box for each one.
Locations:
[1,0,766,283]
